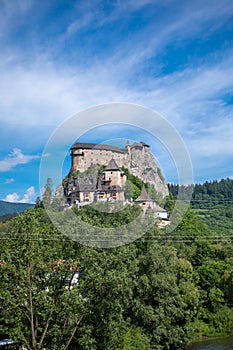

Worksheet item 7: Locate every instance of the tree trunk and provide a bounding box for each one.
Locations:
[28,257,36,347]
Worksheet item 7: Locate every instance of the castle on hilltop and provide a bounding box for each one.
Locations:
[59,141,169,220]
[70,141,168,196]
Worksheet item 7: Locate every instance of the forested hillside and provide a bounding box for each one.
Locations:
[0,200,34,217]
[168,178,233,235]
[168,178,233,205]
[0,191,233,349]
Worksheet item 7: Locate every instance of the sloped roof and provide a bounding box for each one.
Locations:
[135,186,152,202]
[154,205,167,212]
[100,185,123,192]
[78,184,96,192]
[71,142,127,154]
[105,158,121,171]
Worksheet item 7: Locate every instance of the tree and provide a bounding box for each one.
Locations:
[34,196,43,209]
[129,243,193,349]
[124,180,134,201]
[42,178,53,207]
[0,209,92,349]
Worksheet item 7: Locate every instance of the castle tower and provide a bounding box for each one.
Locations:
[102,158,126,187]
[135,186,155,212]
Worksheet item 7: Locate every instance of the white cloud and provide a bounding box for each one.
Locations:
[0,0,232,184]
[4,192,20,203]
[0,148,39,172]
[0,0,232,133]
[20,186,36,203]
[4,178,14,184]
[4,186,36,203]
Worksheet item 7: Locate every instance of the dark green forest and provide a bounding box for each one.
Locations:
[0,200,33,217]
[168,178,233,235]
[0,179,233,349]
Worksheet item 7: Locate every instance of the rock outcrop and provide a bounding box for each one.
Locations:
[129,143,168,195]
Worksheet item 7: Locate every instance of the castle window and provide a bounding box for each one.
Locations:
[84,193,89,201]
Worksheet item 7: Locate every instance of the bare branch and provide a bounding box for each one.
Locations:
[38,305,55,347]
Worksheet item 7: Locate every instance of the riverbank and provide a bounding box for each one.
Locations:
[188,334,231,345]
[187,335,233,349]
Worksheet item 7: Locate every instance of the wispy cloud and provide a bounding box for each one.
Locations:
[0,148,39,172]
[4,186,36,203]
[4,178,14,184]
[42,152,51,157]
[0,0,232,186]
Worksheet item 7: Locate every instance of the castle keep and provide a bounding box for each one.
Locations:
[70,141,168,196]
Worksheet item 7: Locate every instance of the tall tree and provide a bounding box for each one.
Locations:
[42,178,53,207]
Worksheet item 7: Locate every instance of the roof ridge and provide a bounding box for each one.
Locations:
[135,186,152,202]
[105,158,121,171]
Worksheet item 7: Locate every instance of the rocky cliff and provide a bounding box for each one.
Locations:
[129,145,168,196]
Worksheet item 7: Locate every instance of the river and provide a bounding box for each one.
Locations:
[187,337,233,350]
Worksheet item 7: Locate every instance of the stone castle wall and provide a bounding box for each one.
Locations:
[70,142,168,196]
[71,147,129,172]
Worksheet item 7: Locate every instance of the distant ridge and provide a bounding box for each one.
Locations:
[0,200,34,216]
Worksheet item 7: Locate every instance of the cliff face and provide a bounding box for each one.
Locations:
[129,145,168,196]
[70,142,168,197]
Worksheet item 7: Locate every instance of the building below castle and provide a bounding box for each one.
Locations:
[64,157,168,220]
[65,158,127,206]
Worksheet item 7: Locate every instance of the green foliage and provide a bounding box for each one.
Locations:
[34,196,43,209]
[72,202,141,228]
[122,166,163,202]
[124,180,134,200]
[42,177,53,207]
[168,179,233,235]
[108,326,152,350]
[157,167,165,182]
[1,185,233,349]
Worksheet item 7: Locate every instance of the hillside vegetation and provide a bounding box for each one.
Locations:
[0,200,34,217]
[168,178,233,234]
[0,179,233,349]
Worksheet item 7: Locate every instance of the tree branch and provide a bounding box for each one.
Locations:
[64,314,84,350]
[27,257,36,347]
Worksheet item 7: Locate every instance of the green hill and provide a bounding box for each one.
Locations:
[0,200,34,216]
[168,178,233,235]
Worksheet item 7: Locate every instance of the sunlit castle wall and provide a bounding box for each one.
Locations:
[70,143,129,172]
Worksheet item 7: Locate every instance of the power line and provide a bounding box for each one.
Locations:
[0,232,232,242]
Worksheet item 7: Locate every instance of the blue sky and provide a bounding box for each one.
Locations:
[0,0,233,203]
